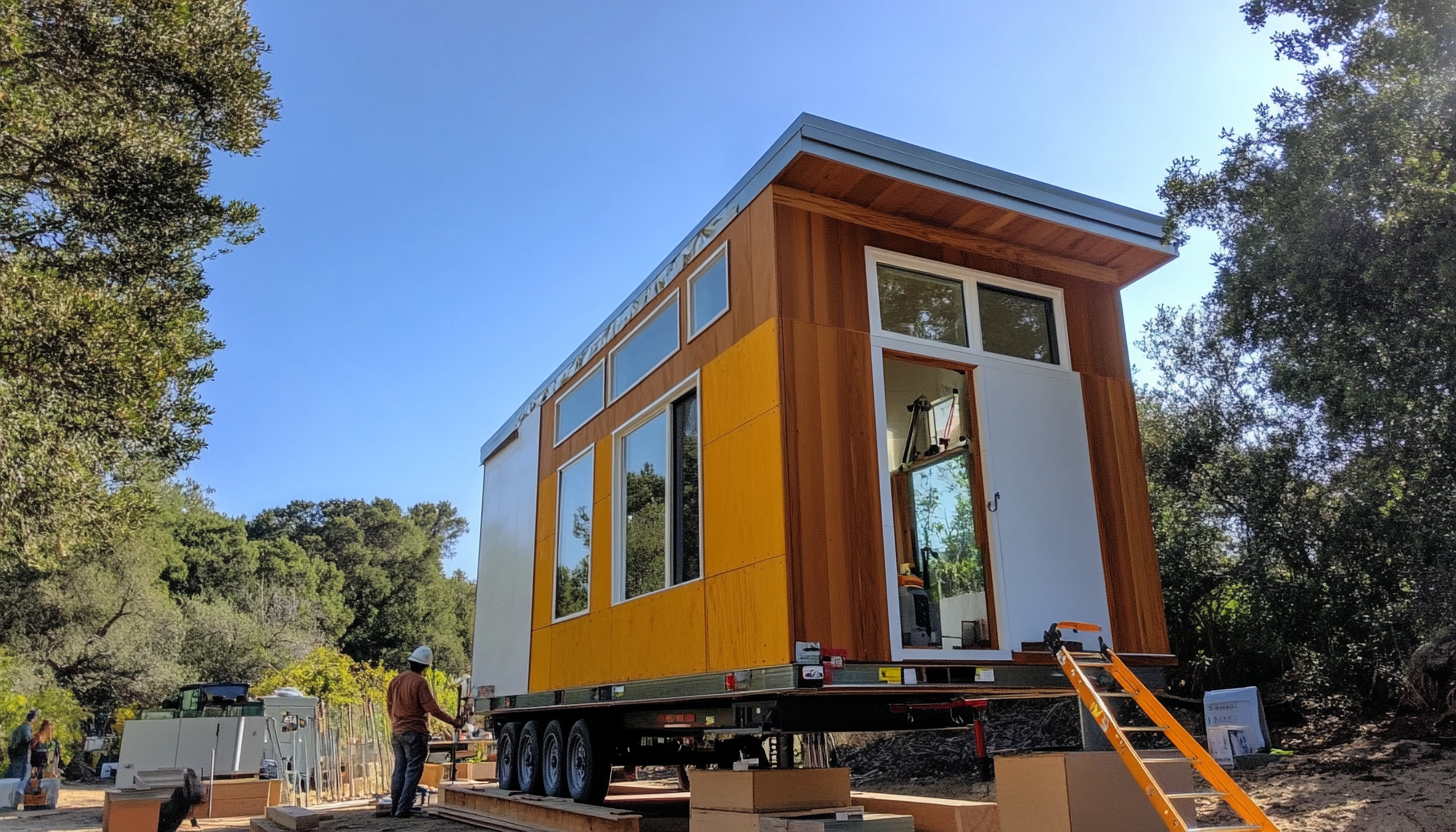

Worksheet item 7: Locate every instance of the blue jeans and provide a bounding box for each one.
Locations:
[390,731,429,816]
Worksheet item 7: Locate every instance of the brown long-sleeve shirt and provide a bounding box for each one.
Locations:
[386,670,456,735]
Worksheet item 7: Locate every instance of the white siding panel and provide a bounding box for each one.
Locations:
[472,408,540,697]
[978,365,1112,650]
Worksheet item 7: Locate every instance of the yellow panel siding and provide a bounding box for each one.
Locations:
[532,534,555,631]
[706,555,790,671]
[610,582,707,682]
[549,612,613,689]
[702,408,786,576]
[589,496,612,613]
[701,318,781,444]
[536,474,557,542]
[529,625,551,692]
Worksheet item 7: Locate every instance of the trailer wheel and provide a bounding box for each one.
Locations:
[518,720,545,795]
[541,720,568,797]
[496,722,522,791]
[566,719,611,804]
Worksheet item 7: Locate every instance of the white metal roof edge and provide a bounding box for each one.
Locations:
[480,113,1174,463]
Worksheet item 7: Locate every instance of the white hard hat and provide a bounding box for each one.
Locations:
[408,645,434,665]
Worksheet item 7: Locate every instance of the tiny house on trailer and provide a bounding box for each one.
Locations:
[472,115,1177,802]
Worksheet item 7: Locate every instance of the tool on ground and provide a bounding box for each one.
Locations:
[1045,621,1279,832]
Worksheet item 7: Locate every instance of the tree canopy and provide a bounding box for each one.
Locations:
[0,0,279,567]
[1150,0,1456,708]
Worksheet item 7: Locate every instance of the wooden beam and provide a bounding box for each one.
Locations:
[266,806,321,831]
[771,186,1124,285]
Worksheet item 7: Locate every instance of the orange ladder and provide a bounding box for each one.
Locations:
[1045,621,1280,832]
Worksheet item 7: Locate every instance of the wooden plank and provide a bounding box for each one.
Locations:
[775,187,1124,286]
[702,408,786,576]
[609,580,706,682]
[780,319,890,661]
[1080,374,1170,655]
[441,785,641,832]
[266,806,320,831]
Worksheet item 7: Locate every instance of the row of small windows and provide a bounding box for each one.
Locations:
[554,246,729,446]
[553,388,701,619]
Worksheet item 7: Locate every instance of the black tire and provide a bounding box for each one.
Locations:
[566,719,612,804]
[518,720,545,795]
[496,722,522,791]
[542,720,568,797]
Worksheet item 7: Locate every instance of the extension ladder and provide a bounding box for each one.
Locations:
[1045,622,1280,832]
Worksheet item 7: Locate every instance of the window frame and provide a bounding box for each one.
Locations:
[552,444,595,623]
[610,373,703,605]
[685,242,730,343]
[552,359,606,448]
[608,289,681,404]
[864,247,1071,373]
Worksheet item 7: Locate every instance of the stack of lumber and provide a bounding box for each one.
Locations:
[435,785,643,832]
[850,792,998,832]
[689,769,913,832]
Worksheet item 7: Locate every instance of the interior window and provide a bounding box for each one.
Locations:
[620,389,701,600]
[876,264,969,347]
[688,253,729,337]
[554,451,593,618]
[881,356,992,650]
[977,283,1059,364]
[612,296,679,400]
[556,364,604,444]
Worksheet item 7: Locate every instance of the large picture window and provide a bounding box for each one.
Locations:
[554,450,594,619]
[611,293,680,401]
[619,388,700,600]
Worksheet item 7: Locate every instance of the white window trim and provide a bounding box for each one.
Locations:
[608,289,682,404]
[552,359,606,448]
[869,344,1013,662]
[610,372,703,605]
[552,444,595,623]
[865,247,1072,374]
[685,241,731,343]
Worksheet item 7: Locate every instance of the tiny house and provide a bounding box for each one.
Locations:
[471,115,1177,800]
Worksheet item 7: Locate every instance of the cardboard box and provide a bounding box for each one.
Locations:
[691,807,862,832]
[420,762,444,788]
[850,792,999,832]
[689,768,852,813]
[995,751,1195,832]
[190,779,272,818]
[102,788,170,832]
[467,761,497,781]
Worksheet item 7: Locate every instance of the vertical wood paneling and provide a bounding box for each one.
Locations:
[779,318,891,661]
[1082,374,1169,654]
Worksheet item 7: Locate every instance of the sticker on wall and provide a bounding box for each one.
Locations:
[878,667,903,684]
[795,642,822,664]
[975,668,995,683]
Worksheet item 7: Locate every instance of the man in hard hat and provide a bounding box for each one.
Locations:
[386,645,464,818]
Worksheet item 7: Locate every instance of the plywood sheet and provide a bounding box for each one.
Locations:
[702,318,781,444]
[549,610,613,689]
[706,555,790,671]
[528,624,551,693]
[609,581,707,681]
[703,408,786,576]
[532,534,555,631]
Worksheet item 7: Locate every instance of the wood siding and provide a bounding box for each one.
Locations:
[772,186,1169,660]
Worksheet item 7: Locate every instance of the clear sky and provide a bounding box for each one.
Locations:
[192,1,1304,578]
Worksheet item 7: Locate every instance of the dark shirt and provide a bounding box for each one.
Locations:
[7,722,31,756]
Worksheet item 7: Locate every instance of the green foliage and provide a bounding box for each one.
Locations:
[246,499,474,675]
[1151,0,1456,710]
[254,647,365,707]
[910,453,985,600]
[624,465,666,599]
[0,650,86,772]
[0,0,278,568]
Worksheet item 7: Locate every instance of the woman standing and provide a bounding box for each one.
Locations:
[28,721,53,783]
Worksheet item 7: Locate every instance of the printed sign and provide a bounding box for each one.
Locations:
[878,667,903,684]
[974,668,995,683]
[795,641,822,664]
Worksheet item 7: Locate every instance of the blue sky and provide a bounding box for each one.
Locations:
[192,1,1305,577]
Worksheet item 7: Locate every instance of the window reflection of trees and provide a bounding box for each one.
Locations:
[911,453,985,603]
[877,266,968,346]
[555,504,591,617]
[625,463,666,598]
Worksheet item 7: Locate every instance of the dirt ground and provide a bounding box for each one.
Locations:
[7,729,1456,832]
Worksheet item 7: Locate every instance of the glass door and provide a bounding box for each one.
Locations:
[881,354,996,651]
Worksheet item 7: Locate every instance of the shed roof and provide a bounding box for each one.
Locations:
[480,114,1174,463]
